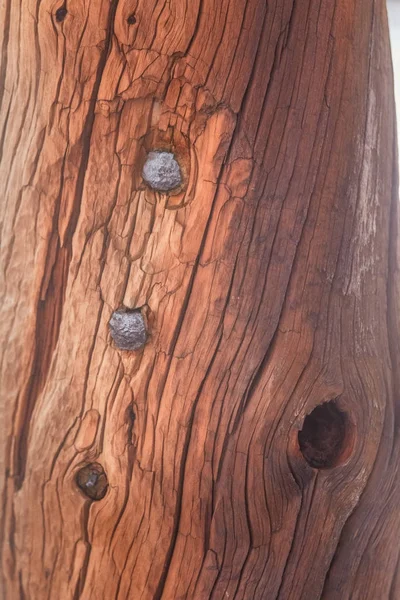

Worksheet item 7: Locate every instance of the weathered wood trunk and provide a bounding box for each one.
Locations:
[1,0,399,598]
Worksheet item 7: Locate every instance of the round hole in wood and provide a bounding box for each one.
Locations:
[127,13,137,25]
[55,6,67,22]
[298,401,349,469]
[75,463,108,501]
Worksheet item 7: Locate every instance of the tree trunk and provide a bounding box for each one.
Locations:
[1,0,399,598]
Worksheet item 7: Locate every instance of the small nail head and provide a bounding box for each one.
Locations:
[76,463,108,501]
[109,309,147,351]
[142,151,182,192]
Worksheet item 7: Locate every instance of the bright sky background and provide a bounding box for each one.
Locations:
[388,1,400,131]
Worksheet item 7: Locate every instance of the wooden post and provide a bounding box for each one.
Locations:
[1,0,399,598]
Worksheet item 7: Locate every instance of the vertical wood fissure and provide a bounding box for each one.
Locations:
[13,0,122,491]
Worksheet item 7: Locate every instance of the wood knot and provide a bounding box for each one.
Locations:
[55,6,67,22]
[298,401,349,469]
[76,463,108,501]
[127,13,137,25]
[109,308,148,351]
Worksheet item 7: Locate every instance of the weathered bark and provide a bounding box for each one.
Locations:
[0,0,399,598]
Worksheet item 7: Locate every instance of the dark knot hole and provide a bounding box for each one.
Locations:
[298,401,350,469]
[55,6,67,22]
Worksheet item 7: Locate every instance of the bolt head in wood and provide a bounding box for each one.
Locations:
[109,308,147,351]
[142,151,182,192]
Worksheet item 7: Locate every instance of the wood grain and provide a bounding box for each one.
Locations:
[0,0,399,598]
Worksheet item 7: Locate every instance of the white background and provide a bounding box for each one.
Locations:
[388,1,400,128]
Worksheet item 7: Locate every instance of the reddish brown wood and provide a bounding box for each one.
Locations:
[0,0,399,598]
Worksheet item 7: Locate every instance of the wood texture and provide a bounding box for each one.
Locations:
[0,0,399,598]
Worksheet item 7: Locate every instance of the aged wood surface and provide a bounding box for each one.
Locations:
[0,0,399,598]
